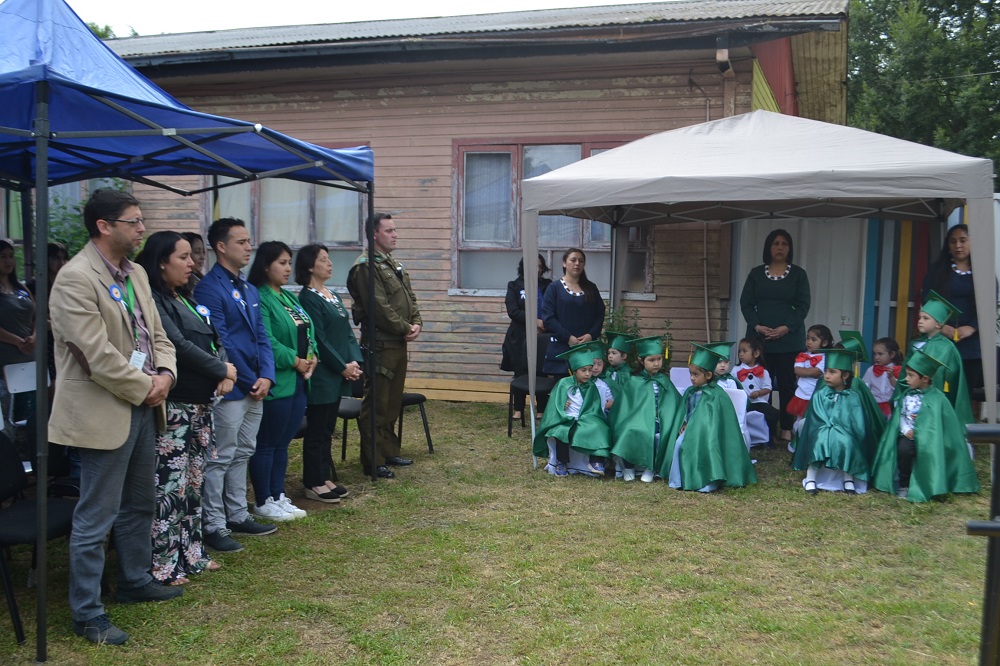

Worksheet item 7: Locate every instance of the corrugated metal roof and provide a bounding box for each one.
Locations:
[109,0,848,58]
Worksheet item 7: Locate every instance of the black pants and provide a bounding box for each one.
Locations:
[896,435,916,488]
[302,402,339,487]
[765,350,798,431]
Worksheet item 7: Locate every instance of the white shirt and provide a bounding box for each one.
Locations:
[863,364,898,403]
[734,362,773,404]
[794,354,825,400]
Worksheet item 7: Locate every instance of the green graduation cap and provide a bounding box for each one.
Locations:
[591,340,608,358]
[702,341,736,362]
[605,331,637,354]
[920,289,962,325]
[689,342,726,372]
[839,330,868,363]
[905,348,948,378]
[820,348,856,372]
[633,335,666,359]
[556,341,602,372]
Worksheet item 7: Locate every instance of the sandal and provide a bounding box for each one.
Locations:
[804,480,818,495]
[169,577,190,586]
[206,560,222,571]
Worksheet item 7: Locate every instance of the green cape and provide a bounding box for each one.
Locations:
[533,376,611,458]
[893,334,975,425]
[791,384,875,479]
[660,382,757,489]
[609,370,684,470]
[870,386,979,502]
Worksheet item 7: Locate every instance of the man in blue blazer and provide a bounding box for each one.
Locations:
[195,218,277,552]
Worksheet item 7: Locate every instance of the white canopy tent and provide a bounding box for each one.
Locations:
[520,110,996,423]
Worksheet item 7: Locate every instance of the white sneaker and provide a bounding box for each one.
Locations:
[640,469,655,483]
[277,494,307,519]
[254,498,294,522]
[622,468,636,482]
[897,487,909,499]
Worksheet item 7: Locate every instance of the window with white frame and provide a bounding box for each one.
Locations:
[209,176,365,286]
[457,141,649,292]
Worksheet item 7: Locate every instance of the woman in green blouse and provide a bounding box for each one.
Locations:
[739,229,811,442]
[248,241,316,521]
[295,244,362,503]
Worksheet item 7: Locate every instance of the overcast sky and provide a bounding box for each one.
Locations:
[63,0,669,38]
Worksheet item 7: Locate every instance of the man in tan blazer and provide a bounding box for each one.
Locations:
[50,189,179,646]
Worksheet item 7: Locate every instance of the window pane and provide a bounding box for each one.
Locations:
[327,249,359,287]
[215,177,252,237]
[588,220,611,245]
[525,145,583,248]
[464,152,514,243]
[260,179,309,247]
[317,184,361,244]
[459,250,521,289]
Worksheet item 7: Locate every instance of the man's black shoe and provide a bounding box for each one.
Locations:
[116,581,183,604]
[364,465,396,478]
[384,456,413,466]
[226,518,278,536]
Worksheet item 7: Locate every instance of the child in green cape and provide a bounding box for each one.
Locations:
[870,348,979,502]
[609,336,683,482]
[533,342,611,477]
[663,343,757,492]
[603,331,636,395]
[893,290,975,425]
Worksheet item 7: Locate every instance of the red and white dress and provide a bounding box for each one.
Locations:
[863,363,900,418]
[786,352,824,418]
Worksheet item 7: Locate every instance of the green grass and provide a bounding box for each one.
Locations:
[1,401,991,665]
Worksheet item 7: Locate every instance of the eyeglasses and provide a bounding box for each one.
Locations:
[106,217,145,226]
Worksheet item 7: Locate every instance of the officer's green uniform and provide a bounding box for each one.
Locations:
[347,250,422,472]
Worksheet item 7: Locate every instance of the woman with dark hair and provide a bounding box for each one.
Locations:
[135,231,236,584]
[295,243,361,503]
[248,241,316,521]
[180,232,207,286]
[739,229,811,443]
[0,239,36,368]
[540,248,605,376]
[921,224,985,399]
[501,254,552,419]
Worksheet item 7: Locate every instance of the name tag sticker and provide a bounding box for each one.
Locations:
[129,350,147,369]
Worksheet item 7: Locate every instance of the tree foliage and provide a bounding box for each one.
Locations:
[848,0,1000,165]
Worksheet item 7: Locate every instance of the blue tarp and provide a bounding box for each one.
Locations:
[0,0,374,190]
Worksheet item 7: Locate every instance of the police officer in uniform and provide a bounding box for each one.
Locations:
[347,213,422,478]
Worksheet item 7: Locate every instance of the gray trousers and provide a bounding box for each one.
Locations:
[70,405,156,622]
[203,397,262,534]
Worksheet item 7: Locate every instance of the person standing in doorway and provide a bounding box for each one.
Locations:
[347,213,421,478]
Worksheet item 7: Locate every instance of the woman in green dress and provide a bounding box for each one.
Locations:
[296,244,362,502]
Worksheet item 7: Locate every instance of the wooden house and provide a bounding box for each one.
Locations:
[104,0,849,402]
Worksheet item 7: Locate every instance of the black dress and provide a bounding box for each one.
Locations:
[501,275,551,375]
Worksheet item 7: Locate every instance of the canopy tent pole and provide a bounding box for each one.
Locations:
[365,187,377,481]
[523,210,539,467]
[33,79,51,663]
[968,197,997,424]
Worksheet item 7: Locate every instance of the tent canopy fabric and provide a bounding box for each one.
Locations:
[0,0,373,192]
[520,110,996,422]
[522,110,992,224]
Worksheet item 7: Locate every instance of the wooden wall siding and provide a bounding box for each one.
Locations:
[137,51,754,399]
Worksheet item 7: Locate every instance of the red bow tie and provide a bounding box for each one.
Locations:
[796,352,822,366]
[737,366,764,382]
[873,364,900,378]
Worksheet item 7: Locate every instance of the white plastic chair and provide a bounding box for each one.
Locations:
[723,387,752,452]
[669,367,692,394]
[3,361,46,428]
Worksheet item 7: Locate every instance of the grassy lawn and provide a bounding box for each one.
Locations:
[0,400,990,665]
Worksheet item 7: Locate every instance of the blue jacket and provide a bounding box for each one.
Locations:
[194,263,275,401]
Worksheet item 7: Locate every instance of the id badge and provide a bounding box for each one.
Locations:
[129,350,148,369]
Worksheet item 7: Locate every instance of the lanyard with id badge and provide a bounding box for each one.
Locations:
[109,279,146,370]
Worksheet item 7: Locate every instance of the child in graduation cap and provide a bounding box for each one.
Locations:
[792,348,879,495]
[712,343,743,391]
[870,348,979,502]
[589,341,615,415]
[893,290,975,425]
[609,336,683,482]
[533,341,611,477]
[603,331,636,394]
[662,343,757,492]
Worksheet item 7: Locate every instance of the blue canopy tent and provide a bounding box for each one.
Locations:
[0,0,374,658]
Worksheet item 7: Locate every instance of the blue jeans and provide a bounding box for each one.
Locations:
[249,379,307,506]
[70,405,156,622]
